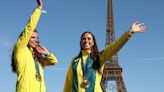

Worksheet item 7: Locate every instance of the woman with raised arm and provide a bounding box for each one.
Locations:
[63,22,146,92]
[11,0,58,92]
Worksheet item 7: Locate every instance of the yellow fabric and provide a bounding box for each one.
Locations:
[14,8,58,92]
[100,31,132,66]
[77,59,84,92]
[63,31,132,92]
[78,50,91,92]
[81,50,91,64]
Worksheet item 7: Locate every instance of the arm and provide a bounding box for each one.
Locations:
[63,59,74,92]
[130,21,146,33]
[15,0,43,48]
[42,53,58,66]
[34,44,58,66]
[99,31,132,65]
[100,22,146,65]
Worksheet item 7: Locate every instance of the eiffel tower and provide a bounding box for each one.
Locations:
[101,0,127,92]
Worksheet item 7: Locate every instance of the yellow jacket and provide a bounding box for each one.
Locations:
[63,31,132,92]
[14,8,58,92]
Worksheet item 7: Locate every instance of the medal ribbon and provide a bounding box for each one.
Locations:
[81,55,89,80]
[34,54,46,76]
[35,54,46,75]
[34,58,40,76]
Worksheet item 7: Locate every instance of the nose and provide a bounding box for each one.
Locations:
[85,38,90,42]
[83,39,87,43]
[35,40,39,44]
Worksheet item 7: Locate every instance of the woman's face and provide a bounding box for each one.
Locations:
[81,33,94,50]
[28,32,39,48]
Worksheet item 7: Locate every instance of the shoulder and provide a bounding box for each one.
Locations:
[71,57,80,63]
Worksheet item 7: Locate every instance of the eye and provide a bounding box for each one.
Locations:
[82,37,86,40]
[31,36,35,39]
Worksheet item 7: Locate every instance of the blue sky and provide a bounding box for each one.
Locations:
[0,0,164,92]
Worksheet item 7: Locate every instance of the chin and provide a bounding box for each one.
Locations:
[83,48,90,50]
[29,45,36,48]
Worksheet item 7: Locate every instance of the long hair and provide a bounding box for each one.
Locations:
[11,50,16,73]
[11,29,38,73]
[75,31,101,72]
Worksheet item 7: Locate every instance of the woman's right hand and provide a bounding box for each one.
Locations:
[37,0,43,9]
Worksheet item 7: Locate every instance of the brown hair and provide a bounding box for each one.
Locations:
[11,30,38,73]
[75,31,101,72]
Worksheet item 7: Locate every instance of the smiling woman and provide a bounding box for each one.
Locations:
[63,22,146,92]
[28,31,39,48]
[11,0,58,92]
[81,32,95,51]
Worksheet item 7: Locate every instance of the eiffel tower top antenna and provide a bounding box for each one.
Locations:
[101,0,127,92]
[105,0,115,46]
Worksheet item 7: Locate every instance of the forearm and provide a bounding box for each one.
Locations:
[43,53,58,66]
[16,8,42,48]
[100,31,133,65]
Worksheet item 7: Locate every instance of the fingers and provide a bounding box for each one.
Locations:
[37,0,43,5]
[35,46,42,53]
[133,22,144,27]
[35,44,50,55]
[138,23,144,26]
[35,44,44,52]
[133,21,139,25]
[37,0,43,9]
[138,23,146,32]
[132,21,146,32]
[140,25,146,32]
[37,44,44,49]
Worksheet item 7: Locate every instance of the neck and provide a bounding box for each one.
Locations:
[81,50,91,56]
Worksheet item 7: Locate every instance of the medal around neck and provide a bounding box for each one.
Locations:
[36,74,42,82]
[80,80,90,89]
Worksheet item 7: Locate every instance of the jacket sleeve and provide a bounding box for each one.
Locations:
[43,53,58,66]
[63,59,74,92]
[100,31,133,66]
[15,8,42,48]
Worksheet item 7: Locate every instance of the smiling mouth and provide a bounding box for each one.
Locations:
[32,42,38,46]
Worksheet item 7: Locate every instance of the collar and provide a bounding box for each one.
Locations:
[29,47,34,52]
[29,47,35,56]
[81,50,91,56]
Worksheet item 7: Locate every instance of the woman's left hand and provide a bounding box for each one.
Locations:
[37,0,43,9]
[130,21,146,33]
[35,44,50,55]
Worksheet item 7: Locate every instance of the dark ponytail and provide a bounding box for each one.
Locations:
[11,50,16,73]
[11,29,38,73]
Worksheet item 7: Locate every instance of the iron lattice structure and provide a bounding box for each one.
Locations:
[101,0,127,92]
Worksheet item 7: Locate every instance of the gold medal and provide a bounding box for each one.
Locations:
[80,80,90,89]
[36,74,42,82]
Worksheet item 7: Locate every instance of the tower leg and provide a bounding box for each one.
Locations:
[115,77,127,92]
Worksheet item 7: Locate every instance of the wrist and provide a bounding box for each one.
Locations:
[38,5,43,9]
[129,28,134,34]
[46,52,51,56]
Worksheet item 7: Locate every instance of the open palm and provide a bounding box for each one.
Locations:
[131,22,146,33]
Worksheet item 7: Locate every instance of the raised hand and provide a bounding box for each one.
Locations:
[130,21,146,33]
[36,0,43,9]
[35,44,50,55]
